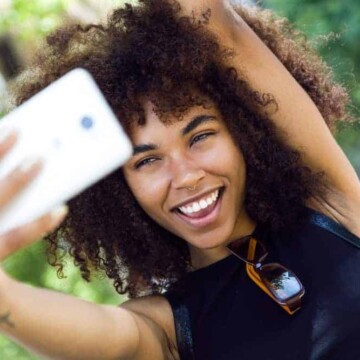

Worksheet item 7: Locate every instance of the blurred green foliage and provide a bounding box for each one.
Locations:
[0,0,359,358]
[0,0,67,41]
[0,0,139,43]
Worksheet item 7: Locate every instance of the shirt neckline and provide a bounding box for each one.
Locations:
[188,221,263,276]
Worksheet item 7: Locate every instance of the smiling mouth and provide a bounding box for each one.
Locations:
[174,187,225,227]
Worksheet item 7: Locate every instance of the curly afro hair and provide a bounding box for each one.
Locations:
[8,0,351,298]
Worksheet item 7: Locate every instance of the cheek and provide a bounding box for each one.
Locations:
[232,151,247,195]
[124,171,168,216]
[202,140,245,177]
[233,149,246,178]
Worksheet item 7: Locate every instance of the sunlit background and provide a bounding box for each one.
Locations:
[0,0,359,358]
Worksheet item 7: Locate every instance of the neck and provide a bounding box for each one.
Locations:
[189,212,257,270]
[189,247,231,270]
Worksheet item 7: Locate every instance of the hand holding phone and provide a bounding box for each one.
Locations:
[0,130,68,265]
[0,68,133,236]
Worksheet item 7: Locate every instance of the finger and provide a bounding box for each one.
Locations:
[0,129,18,159]
[0,205,69,261]
[0,157,43,208]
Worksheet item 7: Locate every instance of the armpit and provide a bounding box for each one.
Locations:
[305,187,360,238]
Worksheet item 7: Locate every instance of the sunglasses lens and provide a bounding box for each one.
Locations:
[260,264,302,302]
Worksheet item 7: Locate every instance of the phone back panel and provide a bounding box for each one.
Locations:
[0,68,132,235]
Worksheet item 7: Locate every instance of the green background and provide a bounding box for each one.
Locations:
[0,0,359,358]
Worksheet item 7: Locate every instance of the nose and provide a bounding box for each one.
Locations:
[170,156,206,190]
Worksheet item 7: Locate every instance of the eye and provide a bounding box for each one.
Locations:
[134,157,158,169]
[190,132,214,147]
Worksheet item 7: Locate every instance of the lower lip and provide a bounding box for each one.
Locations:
[175,189,224,229]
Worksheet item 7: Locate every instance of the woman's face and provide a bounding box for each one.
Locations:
[123,100,255,260]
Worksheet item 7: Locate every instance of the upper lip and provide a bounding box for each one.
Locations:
[170,187,223,211]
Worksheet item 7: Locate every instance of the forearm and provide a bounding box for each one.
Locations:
[211,7,329,139]
[205,2,330,137]
[0,276,137,360]
[182,1,327,135]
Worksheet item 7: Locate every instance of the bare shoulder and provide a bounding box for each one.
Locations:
[121,294,179,360]
[305,183,360,238]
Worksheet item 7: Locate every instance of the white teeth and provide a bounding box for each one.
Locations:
[178,188,221,215]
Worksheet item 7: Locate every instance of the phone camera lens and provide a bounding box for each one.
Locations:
[81,116,94,129]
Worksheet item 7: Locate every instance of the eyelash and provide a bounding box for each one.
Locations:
[135,132,215,169]
[190,132,214,146]
[135,157,158,169]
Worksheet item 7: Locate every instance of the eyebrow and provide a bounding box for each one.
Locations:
[132,114,217,156]
[133,143,158,156]
[181,115,217,136]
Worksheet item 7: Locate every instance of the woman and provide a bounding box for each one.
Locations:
[0,0,359,359]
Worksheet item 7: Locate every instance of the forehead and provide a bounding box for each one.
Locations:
[128,100,220,139]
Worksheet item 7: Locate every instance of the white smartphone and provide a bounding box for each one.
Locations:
[0,68,133,236]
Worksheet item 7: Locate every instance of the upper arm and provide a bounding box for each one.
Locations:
[97,305,141,360]
[219,6,360,229]
[97,298,173,360]
[120,295,178,360]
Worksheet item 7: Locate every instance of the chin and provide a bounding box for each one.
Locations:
[186,227,234,250]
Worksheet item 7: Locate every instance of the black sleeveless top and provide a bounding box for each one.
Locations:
[164,207,360,360]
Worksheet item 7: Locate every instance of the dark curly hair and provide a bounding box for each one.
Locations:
[8,0,351,298]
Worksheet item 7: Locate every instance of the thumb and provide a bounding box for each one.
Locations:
[0,205,69,261]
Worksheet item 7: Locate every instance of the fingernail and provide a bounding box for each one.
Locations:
[19,157,42,173]
[0,126,16,143]
[50,205,69,221]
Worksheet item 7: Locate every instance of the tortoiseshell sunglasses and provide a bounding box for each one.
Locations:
[227,236,305,314]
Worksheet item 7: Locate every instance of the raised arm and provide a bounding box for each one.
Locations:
[0,132,169,360]
[179,0,360,235]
